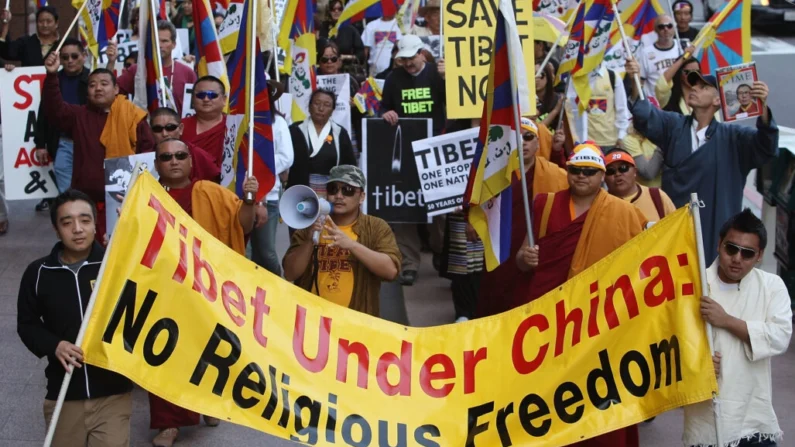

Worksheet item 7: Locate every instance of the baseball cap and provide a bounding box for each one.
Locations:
[395,35,424,59]
[327,165,366,189]
[520,117,538,135]
[605,150,636,167]
[687,71,718,90]
[567,142,606,171]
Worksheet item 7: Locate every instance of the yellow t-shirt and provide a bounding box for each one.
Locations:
[312,223,358,308]
[621,184,677,222]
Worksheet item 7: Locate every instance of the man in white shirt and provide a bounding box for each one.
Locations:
[565,64,630,152]
[362,14,402,76]
[690,209,792,447]
[638,15,681,100]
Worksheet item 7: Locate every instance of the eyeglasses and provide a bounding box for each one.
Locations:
[723,242,757,260]
[151,123,180,133]
[327,183,358,197]
[657,23,674,30]
[320,56,339,63]
[60,53,81,61]
[567,166,600,177]
[522,133,536,142]
[195,90,220,100]
[157,151,191,162]
[605,164,632,176]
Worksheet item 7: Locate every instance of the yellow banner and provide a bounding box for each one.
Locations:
[83,172,717,446]
[443,0,536,119]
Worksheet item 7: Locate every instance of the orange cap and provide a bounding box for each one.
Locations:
[605,151,636,167]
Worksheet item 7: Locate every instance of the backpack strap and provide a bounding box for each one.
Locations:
[539,193,556,239]
[649,187,665,221]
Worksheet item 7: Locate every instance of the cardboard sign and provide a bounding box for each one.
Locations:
[717,62,763,122]
[316,74,352,136]
[104,153,158,237]
[182,83,195,118]
[0,67,57,200]
[361,118,432,223]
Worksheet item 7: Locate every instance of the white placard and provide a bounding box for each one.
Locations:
[0,68,57,200]
[182,83,195,118]
[221,114,246,188]
[316,74,351,137]
[176,28,190,56]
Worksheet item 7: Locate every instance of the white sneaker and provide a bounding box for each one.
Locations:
[455,316,469,323]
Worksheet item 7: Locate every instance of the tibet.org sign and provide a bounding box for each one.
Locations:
[0,67,58,200]
[443,0,535,119]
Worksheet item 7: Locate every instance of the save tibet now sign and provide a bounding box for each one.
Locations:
[83,172,717,446]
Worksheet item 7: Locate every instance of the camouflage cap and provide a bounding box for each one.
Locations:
[327,165,366,189]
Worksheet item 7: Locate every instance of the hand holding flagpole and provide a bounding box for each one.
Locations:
[610,0,644,100]
[55,0,90,53]
[246,0,258,203]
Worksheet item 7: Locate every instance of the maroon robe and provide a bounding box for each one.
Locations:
[181,115,226,167]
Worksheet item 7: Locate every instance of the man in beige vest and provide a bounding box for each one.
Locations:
[565,64,630,153]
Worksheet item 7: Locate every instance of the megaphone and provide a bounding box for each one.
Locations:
[279,185,331,244]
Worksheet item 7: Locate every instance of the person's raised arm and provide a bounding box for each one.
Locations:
[42,52,78,136]
[735,81,777,175]
[238,176,259,234]
[662,46,695,84]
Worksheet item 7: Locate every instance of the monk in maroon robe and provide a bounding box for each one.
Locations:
[181,76,227,167]
[150,108,220,182]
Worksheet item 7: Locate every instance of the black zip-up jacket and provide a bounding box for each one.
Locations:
[34,68,90,158]
[17,242,132,401]
[0,33,58,67]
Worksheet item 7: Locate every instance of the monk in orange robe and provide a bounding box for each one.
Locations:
[477,118,568,317]
[516,143,647,447]
[181,76,227,167]
[148,138,258,446]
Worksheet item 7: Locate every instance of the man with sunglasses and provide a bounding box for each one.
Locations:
[516,143,647,446]
[181,75,227,167]
[604,149,675,222]
[284,165,401,317]
[150,107,220,182]
[148,137,257,446]
[638,15,681,101]
[686,209,792,447]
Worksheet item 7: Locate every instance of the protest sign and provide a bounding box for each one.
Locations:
[443,0,535,119]
[419,35,442,59]
[221,114,246,188]
[98,40,139,66]
[104,153,158,237]
[219,0,244,53]
[717,62,763,122]
[361,118,431,223]
[0,67,57,201]
[83,176,716,446]
[182,83,195,118]
[412,128,478,216]
[316,74,351,136]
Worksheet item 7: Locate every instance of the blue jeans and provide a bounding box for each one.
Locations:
[54,138,74,193]
[250,201,282,276]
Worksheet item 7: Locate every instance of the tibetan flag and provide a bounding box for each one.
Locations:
[603,0,665,75]
[133,0,176,113]
[159,0,168,19]
[72,0,122,58]
[225,0,276,201]
[397,0,419,34]
[353,76,383,116]
[464,0,529,271]
[332,0,405,37]
[193,0,231,103]
[695,0,750,75]
[279,0,316,122]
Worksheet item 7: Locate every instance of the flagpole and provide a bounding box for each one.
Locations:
[666,0,683,56]
[610,0,644,100]
[438,0,444,59]
[115,0,127,40]
[689,192,723,447]
[505,7,534,247]
[246,0,257,203]
[42,164,146,447]
[55,0,89,53]
[270,0,280,83]
[535,10,576,78]
[150,0,169,107]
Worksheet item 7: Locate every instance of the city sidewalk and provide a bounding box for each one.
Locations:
[0,199,792,446]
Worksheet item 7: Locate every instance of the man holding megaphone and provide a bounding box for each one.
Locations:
[283,165,402,317]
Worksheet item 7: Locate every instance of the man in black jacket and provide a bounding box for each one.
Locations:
[17,190,133,446]
[34,38,89,195]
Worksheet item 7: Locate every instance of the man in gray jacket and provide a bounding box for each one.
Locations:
[625,60,777,262]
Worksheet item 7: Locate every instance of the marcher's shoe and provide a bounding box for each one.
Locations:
[399,270,418,286]
[35,199,49,212]
[204,415,221,427]
[152,428,179,447]
[432,253,441,272]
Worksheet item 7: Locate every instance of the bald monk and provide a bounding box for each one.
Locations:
[476,118,569,317]
[148,137,257,446]
[516,143,647,447]
[181,75,227,167]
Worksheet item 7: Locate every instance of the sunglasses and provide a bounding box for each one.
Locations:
[151,123,180,133]
[723,242,757,260]
[567,166,600,177]
[195,90,220,100]
[327,183,358,197]
[605,164,632,176]
[320,56,339,63]
[522,133,536,142]
[657,23,674,30]
[157,151,191,162]
[60,53,81,61]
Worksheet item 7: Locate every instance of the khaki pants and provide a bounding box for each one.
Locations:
[43,392,132,447]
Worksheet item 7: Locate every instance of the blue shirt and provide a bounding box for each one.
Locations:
[58,72,81,105]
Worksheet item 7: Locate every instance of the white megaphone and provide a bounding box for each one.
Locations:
[279,185,331,244]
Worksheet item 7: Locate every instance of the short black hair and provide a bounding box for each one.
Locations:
[89,68,117,85]
[736,83,752,94]
[310,88,337,111]
[151,107,181,123]
[60,37,84,52]
[51,189,97,226]
[719,208,767,251]
[195,75,226,95]
[155,137,188,155]
[36,6,58,22]
[157,19,177,42]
